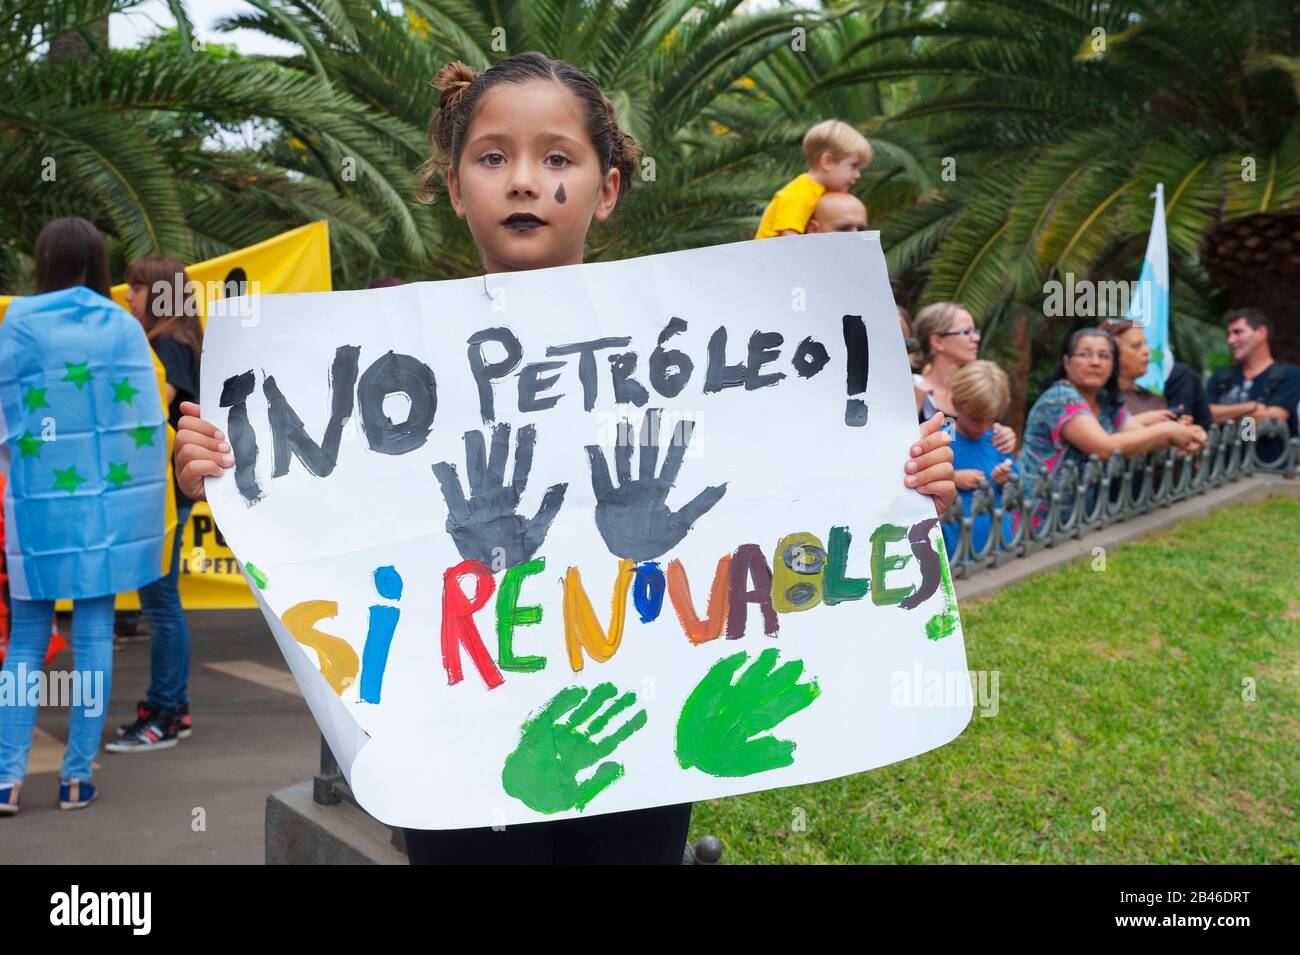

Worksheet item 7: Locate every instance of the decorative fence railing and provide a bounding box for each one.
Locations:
[940,418,1297,579]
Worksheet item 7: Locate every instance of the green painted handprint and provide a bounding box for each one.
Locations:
[676,648,820,777]
[501,683,647,814]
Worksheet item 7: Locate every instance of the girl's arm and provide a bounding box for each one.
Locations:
[907,413,956,514]
[1060,414,1193,461]
[174,400,234,502]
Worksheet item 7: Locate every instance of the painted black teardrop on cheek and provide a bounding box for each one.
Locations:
[554,183,566,204]
[357,351,438,455]
[219,370,262,504]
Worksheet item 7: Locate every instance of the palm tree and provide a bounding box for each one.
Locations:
[707,0,949,311]
[207,0,832,281]
[810,0,1300,419]
[0,1,426,291]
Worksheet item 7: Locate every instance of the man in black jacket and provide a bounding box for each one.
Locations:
[1207,308,1300,465]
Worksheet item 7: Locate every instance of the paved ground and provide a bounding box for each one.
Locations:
[0,610,319,864]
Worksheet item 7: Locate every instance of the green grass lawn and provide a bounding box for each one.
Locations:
[689,495,1300,863]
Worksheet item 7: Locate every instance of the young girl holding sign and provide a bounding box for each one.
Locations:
[173,52,956,863]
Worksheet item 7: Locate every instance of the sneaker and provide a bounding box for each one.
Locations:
[118,699,154,736]
[106,709,179,753]
[0,781,20,816]
[118,700,192,739]
[59,780,96,810]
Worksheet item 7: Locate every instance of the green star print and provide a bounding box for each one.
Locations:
[53,466,86,493]
[22,387,48,413]
[104,462,132,489]
[16,432,43,458]
[111,378,139,405]
[63,361,93,390]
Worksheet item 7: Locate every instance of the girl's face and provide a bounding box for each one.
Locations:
[446,80,621,274]
[1117,327,1150,380]
[125,282,147,322]
[1065,333,1114,392]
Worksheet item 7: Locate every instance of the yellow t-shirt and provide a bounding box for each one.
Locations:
[754,173,826,239]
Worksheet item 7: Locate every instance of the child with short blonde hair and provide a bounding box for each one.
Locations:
[943,360,1016,558]
[754,119,872,239]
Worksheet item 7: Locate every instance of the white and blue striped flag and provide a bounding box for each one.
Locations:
[1130,183,1171,394]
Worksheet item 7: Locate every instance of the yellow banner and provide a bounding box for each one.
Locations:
[4,221,331,609]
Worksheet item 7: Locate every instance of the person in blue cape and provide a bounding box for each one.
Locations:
[0,217,174,814]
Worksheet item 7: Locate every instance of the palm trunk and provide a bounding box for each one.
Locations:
[49,19,110,64]
[1201,212,1300,365]
[1006,308,1033,437]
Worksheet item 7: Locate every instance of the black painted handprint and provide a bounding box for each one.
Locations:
[433,423,567,570]
[585,408,726,562]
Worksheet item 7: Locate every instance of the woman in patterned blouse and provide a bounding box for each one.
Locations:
[1018,327,1199,524]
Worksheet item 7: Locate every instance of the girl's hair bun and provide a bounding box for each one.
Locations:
[432,61,478,157]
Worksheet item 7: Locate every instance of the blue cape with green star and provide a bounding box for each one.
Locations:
[0,285,171,600]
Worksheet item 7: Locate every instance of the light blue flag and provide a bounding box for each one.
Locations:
[0,286,170,601]
[1129,183,1171,394]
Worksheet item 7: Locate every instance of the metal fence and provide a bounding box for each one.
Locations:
[940,418,1297,578]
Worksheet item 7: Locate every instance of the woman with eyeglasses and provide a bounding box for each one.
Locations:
[1018,327,1198,524]
[1109,320,1212,439]
[911,302,1017,454]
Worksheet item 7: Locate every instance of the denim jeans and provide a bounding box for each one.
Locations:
[0,593,116,784]
[137,501,194,712]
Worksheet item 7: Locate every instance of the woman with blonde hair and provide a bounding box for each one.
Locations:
[913,301,1017,454]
